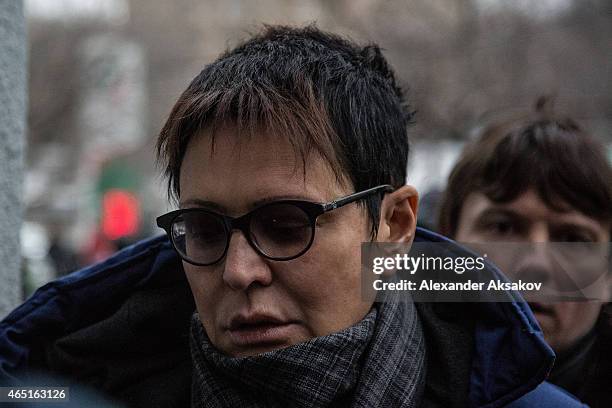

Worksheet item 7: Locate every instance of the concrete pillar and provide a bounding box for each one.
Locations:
[0,0,26,318]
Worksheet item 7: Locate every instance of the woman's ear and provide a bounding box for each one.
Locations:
[376,185,418,243]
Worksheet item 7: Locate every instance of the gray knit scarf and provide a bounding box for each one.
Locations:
[190,300,426,408]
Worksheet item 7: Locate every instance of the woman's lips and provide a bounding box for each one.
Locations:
[228,322,299,347]
[226,315,300,347]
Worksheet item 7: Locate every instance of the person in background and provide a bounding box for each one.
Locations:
[1,29,586,407]
[439,97,611,407]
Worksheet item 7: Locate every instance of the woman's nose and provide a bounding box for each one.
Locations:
[222,230,273,291]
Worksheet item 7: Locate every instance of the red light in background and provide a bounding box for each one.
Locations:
[102,189,140,240]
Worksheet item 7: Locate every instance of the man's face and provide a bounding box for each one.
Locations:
[455,189,610,353]
[179,126,373,357]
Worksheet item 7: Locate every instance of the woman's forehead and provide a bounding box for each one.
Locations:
[179,128,349,212]
[182,127,310,180]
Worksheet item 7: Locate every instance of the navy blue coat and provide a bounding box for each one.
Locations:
[0,228,586,407]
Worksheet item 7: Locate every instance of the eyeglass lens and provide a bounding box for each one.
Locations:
[249,203,312,259]
[170,203,314,264]
[174,211,227,264]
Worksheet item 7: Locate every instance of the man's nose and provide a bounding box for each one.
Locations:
[514,252,555,284]
[513,231,556,287]
[527,224,549,243]
[222,230,273,291]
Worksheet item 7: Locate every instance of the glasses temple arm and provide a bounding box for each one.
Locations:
[322,185,394,212]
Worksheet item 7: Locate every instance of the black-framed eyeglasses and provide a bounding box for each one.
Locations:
[156,184,394,266]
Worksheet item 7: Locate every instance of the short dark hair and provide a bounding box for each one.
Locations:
[439,97,612,237]
[156,25,413,238]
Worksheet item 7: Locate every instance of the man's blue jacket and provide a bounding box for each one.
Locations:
[0,228,586,407]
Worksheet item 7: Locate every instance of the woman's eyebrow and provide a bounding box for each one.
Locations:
[250,194,321,209]
[179,195,320,212]
[179,198,226,212]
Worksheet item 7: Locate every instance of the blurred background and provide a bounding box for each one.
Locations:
[19,0,612,295]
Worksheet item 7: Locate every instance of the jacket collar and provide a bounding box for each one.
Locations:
[414,227,554,407]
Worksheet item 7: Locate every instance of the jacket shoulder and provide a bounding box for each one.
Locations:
[507,382,588,407]
[0,235,192,384]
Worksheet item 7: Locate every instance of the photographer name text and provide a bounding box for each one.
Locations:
[373,279,542,292]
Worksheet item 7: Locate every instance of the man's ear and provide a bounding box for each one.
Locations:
[376,185,418,243]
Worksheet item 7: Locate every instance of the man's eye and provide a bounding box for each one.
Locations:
[555,230,595,243]
[492,221,514,234]
[480,219,517,237]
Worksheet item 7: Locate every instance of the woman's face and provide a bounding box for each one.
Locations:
[179,127,374,357]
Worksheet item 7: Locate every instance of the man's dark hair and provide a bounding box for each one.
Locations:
[156,25,413,239]
[438,97,612,237]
